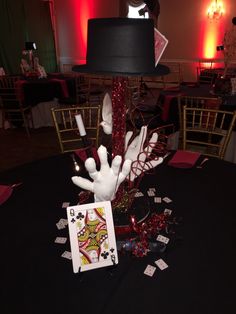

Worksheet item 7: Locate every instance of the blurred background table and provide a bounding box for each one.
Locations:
[16,75,75,128]
[158,83,236,162]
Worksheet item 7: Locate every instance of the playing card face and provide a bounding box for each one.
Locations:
[163,197,172,203]
[156,234,169,244]
[144,265,156,277]
[154,28,168,66]
[55,237,67,244]
[67,201,118,273]
[155,258,168,270]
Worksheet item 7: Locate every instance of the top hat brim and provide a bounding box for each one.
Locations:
[72,63,170,77]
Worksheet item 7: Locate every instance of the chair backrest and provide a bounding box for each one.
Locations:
[177,95,222,148]
[152,62,182,90]
[51,105,101,153]
[182,105,236,159]
[74,75,90,104]
[0,75,21,89]
[61,63,74,74]
[74,74,107,105]
[0,76,23,108]
[0,75,32,135]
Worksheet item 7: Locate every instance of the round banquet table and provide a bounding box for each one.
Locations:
[1,153,236,314]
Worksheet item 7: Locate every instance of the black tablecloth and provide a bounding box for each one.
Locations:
[1,153,236,314]
[20,76,75,106]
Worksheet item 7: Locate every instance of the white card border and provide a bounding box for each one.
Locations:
[67,201,118,273]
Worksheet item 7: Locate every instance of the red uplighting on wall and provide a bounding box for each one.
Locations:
[71,0,95,63]
[203,25,218,59]
[200,2,226,62]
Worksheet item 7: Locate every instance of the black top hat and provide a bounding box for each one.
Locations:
[72,18,169,76]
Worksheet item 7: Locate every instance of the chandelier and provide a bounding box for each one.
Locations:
[207,0,224,20]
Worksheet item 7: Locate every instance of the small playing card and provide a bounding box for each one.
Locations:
[147,190,155,197]
[154,28,168,66]
[60,218,68,226]
[144,264,156,277]
[55,237,67,244]
[148,188,156,192]
[163,197,172,203]
[56,219,66,230]
[134,191,144,198]
[154,197,162,203]
[61,251,72,260]
[164,208,172,216]
[62,202,70,208]
[155,258,168,270]
[156,234,170,244]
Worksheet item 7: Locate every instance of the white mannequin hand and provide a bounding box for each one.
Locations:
[100,93,112,135]
[72,145,131,202]
[125,126,163,181]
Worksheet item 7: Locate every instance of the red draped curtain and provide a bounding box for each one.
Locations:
[119,0,160,27]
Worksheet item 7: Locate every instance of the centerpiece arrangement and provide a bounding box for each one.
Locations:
[21,41,47,79]
[66,18,178,269]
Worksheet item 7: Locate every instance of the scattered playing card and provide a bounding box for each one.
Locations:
[149,188,156,192]
[156,234,170,244]
[164,208,172,216]
[55,237,67,244]
[144,264,156,277]
[163,197,172,203]
[135,191,144,198]
[60,218,68,226]
[147,190,155,197]
[62,202,70,208]
[154,197,162,203]
[155,258,168,270]
[61,251,72,260]
[56,219,66,230]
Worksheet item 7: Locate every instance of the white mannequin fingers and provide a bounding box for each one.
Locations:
[122,159,132,177]
[85,158,98,181]
[137,125,147,149]
[71,176,94,193]
[117,159,132,185]
[144,132,158,155]
[125,131,133,149]
[97,145,110,171]
[128,134,140,149]
[149,132,158,144]
[111,155,122,176]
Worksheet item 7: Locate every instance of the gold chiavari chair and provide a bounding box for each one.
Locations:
[0,75,33,136]
[177,95,222,149]
[182,105,236,159]
[51,105,101,153]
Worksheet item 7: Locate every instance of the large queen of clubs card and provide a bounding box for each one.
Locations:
[67,201,118,273]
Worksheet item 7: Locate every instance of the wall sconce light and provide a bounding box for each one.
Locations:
[207,0,224,21]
